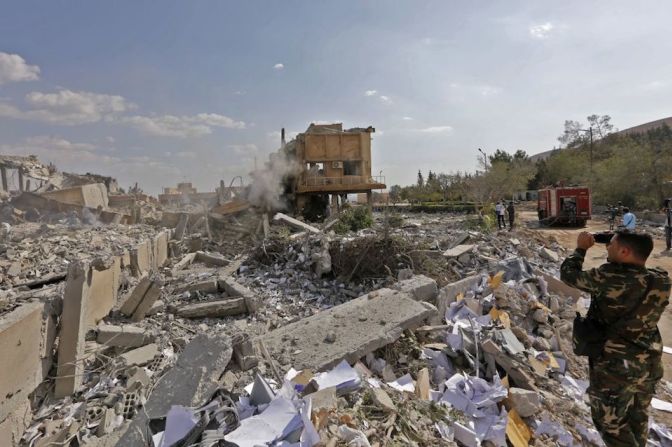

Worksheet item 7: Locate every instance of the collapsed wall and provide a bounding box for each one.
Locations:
[0,228,172,438]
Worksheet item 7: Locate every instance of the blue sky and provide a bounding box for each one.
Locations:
[1,1,672,194]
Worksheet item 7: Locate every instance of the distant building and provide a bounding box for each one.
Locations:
[159,182,244,207]
[158,182,217,206]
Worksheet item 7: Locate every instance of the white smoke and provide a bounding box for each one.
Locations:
[246,149,300,212]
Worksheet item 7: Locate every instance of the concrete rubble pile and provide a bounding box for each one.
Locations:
[3,200,672,446]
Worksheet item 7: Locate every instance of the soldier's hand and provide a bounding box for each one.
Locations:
[577,232,595,250]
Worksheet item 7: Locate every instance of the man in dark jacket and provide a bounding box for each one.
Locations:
[506,201,515,230]
[560,231,671,446]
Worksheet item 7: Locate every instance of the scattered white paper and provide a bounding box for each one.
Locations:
[247,373,277,406]
[366,377,381,388]
[576,422,604,446]
[226,397,303,447]
[560,374,589,401]
[439,373,507,418]
[435,421,454,441]
[653,398,672,413]
[535,417,574,447]
[299,399,320,447]
[664,346,672,355]
[159,406,198,447]
[312,360,361,393]
[650,421,672,445]
[387,373,415,393]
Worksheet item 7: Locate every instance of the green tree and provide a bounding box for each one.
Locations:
[389,185,401,204]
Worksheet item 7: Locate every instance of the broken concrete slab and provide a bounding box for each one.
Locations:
[41,183,109,209]
[0,301,57,421]
[174,278,219,295]
[508,387,541,418]
[218,277,258,313]
[55,262,92,398]
[115,334,232,445]
[0,397,32,447]
[480,339,537,391]
[119,343,158,366]
[538,247,560,262]
[262,288,436,371]
[172,252,196,273]
[152,230,169,270]
[130,280,163,322]
[443,244,475,258]
[174,213,189,241]
[436,274,483,323]
[96,324,154,348]
[306,387,338,412]
[394,275,438,302]
[273,212,321,234]
[118,275,151,316]
[219,255,248,277]
[233,336,259,371]
[85,256,121,327]
[176,298,247,319]
[372,388,397,413]
[536,270,584,301]
[130,240,152,277]
[194,250,229,267]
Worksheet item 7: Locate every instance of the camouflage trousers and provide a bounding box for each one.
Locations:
[588,354,663,447]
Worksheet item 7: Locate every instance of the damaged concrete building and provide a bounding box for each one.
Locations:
[264,123,386,217]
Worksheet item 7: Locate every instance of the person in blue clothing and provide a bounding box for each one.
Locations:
[622,207,636,230]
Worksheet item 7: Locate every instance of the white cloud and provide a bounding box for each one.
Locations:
[402,116,414,121]
[449,82,501,98]
[229,144,258,155]
[418,126,453,134]
[641,80,669,91]
[120,113,245,137]
[364,89,392,104]
[0,52,40,84]
[194,113,246,129]
[273,63,284,71]
[0,136,121,166]
[529,22,554,39]
[479,86,501,96]
[0,89,133,125]
[25,135,96,152]
[175,151,197,159]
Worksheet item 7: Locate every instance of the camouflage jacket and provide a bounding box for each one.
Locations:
[560,248,671,359]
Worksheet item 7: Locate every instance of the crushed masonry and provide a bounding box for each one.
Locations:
[0,158,671,447]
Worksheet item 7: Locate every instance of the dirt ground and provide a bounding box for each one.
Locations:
[520,210,672,385]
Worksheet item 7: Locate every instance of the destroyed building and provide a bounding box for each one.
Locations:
[1,152,672,447]
[256,123,386,218]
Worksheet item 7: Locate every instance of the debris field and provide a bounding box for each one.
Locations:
[2,155,672,447]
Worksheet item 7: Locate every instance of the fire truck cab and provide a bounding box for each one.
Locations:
[537,186,591,227]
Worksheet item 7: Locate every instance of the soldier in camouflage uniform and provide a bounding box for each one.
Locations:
[560,230,671,447]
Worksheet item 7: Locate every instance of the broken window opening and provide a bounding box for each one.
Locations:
[343,161,361,176]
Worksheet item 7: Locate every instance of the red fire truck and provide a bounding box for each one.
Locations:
[537,186,591,227]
